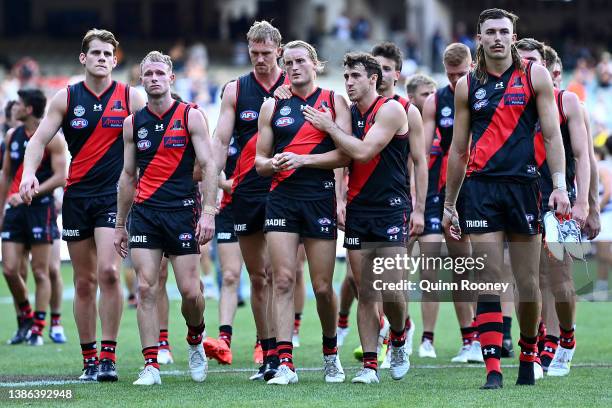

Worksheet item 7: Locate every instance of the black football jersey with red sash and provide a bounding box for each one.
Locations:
[534,88,576,204]
[132,101,196,209]
[427,131,447,197]
[427,85,455,196]
[62,81,130,197]
[347,96,410,214]
[7,126,53,205]
[232,71,287,197]
[270,88,337,199]
[466,61,539,182]
[219,130,240,211]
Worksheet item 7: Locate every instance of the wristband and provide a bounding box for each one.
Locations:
[552,172,566,191]
[203,205,216,215]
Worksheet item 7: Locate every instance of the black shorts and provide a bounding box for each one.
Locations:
[264,193,336,240]
[422,194,443,236]
[344,210,409,250]
[128,205,200,256]
[232,194,266,236]
[460,178,541,235]
[61,194,116,241]
[1,203,56,246]
[215,203,237,244]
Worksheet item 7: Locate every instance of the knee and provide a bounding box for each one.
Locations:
[2,264,19,279]
[312,280,333,301]
[551,282,575,302]
[137,281,158,304]
[515,276,540,301]
[249,270,268,293]
[222,269,240,288]
[274,270,295,295]
[181,287,202,305]
[75,275,97,298]
[98,264,120,287]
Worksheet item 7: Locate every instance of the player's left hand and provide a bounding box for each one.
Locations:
[409,210,424,236]
[113,226,129,258]
[274,152,306,170]
[273,84,292,100]
[583,210,601,240]
[303,105,334,132]
[571,201,588,229]
[442,205,462,241]
[7,193,24,207]
[549,188,571,217]
[196,213,215,245]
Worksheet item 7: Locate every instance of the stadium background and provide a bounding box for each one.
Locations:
[0,1,611,406]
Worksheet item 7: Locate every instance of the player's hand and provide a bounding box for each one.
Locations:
[273,84,292,100]
[549,188,571,217]
[274,152,306,170]
[114,226,129,258]
[196,213,215,245]
[583,210,601,240]
[19,174,39,206]
[337,200,346,231]
[7,193,24,207]
[303,105,334,132]
[571,201,588,229]
[442,205,461,241]
[409,210,424,236]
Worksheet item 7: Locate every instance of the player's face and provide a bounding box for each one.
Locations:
[445,59,471,90]
[409,85,435,112]
[374,56,399,93]
[249,40,281,74]
[79,39,117,78]
[517,49,544,67]
[10,102,21,124]
[12,98,29,121]
[478,18,516,61]
[283,47,317,87]
[344,64,376,102]
[550,62,563,88]
[141,62,175,97]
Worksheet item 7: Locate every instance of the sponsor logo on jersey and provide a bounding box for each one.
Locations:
[240,110,258,121]
[102,117,124,128]
[526,165,537,174]
[74,105,85,117]
[70,118,88,129]
[164,136,187,148]
[275,117,294,127]
[93,104,103,111]
[179,233,192,241]
[475,88,486,100]
[170,119,184,130]
[265,218,286,227]
[234,224,247,232]
[473,99,489,111]
[155,123,164,131]
[504,93,526,106]
[130,235,148,243]
[512,76,523,88]
[183,199,195,206]
[228,146,238,156]
[439,117,454,128]
[280,106,291,116]
[387,226,400,235]
[32,227,43,234]
[62,229,80,237]
[466,220,488,228]
[494,81,504,90]
[345,237,360,246]
[138,127,148,139]
[137,140,151,151]
[389,197,402,207]
[11,141,18,150]
[318,217,332,226]
[217,232,232,240]
[323,181,334,189]
[111,100,125,111]
[441,106,452,117]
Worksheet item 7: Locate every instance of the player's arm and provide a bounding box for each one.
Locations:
[562,91,590,226]
[254,98,277,177]
[114,116,138,258]
[191,106,210,182]
[532,63,570,215]
[599,165,612,212]
[422,93,437,154]
[0,129,15,214]
[303,100,405,163]
[276,94,352,170]
[407,104,427,222]
[189,107,217,245]
[443,76,470,240]
[34,133,67,197]
[582,106,601,239]
[129,87,146,113]
[212,81,237,175]
[20,89,67,204]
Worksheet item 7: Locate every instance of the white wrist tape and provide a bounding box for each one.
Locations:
[553,172,566,191]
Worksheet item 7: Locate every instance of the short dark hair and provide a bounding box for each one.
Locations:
[17,89,46,118]
[516,38,546,61]
[477,8,519,35]
[544,45,560,69]
[371,42,403,72]
[81,28,119,54]
[4,100,17,120]
[343,52,382,90]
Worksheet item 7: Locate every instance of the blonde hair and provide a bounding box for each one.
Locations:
[443,43,471,67]
[140,51,173,73]
[247,21,282,46]
[283,40,325,73]
[406,74,437,96]
[81,28,118,53]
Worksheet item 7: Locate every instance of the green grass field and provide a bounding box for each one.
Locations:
[0,262,611,407]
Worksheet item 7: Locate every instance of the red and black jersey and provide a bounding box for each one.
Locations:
[270,88,337,199]
[62,81,130,197]
[393,94,411,112]
[7,125,53,206]
[218,130,240,211]
[231,71,287,197]
[466,61,539,182]
[132,101,196,209]
[434,85,455,154]
[427,130,447,197]
[534,88,576,203]
[347,96,410,214]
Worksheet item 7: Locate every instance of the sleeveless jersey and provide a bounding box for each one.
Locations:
[534,89,576,203]
[132,101,196,209]
[232,71,286,197]
[270,88,337,199]
[435,85,455,154]
[466,61,539,181]
[7,126,53,206]
[347,96,410,214]
[219,130,240,211]
[62,81,130,197]
[427,130,447,197]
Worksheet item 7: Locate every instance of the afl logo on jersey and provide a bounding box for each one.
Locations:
[11,141,18,150]
[179,233,192,241]
[228,146,238,156]
[240,110,258,121]
[137,140,151,151]
[387,226,400,235]
[73,105,85,117]
[275,117,294,127]
[71,118,88,129]
[280,106,291,116]
[318,218,332,226]
[475,88,486,100]
[137,128,148,139]
[473,99,489,111]
[441,106,452,117]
